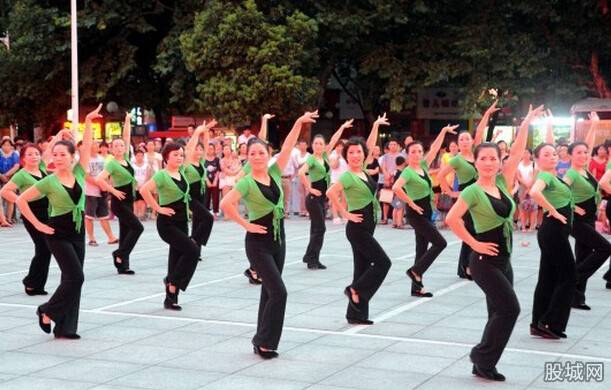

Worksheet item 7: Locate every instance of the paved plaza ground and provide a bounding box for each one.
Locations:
[0,217,610,389]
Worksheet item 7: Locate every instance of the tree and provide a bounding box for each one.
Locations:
[179,0,320,126]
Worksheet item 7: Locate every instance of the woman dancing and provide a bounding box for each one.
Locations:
[438,102,499,279]
[15,105,97,339]
[140,142,199,310]
[299,119,353,270]
[326,114,392,325]
[392,124,457,297]
[95,113,143,274]
[220,111,317,359]
[446,104,542,381]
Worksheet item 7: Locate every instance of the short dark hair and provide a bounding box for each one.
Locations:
[342,136,368,161]
[474,142,501,159]
[568,141,588,155]
[406,141,423,154]
[395,156,406,166]
[161,142,184,163]
[19,143,41,165]
[246,137,269,153]
[54,140,76,155]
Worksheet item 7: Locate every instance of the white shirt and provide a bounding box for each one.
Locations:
[86,155,105,197]
[329,150,348,183]
[238,133,255,145]
[144,152,162,172]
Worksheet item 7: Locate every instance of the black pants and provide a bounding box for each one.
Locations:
[345,207,392,321]
[457,212,475,277]
[157,216,199,291]
[532,212,576,332]
[245,235,287,350]
[22,217,52,290]
[204,186,220,214]
[111,197,143,269]
[191,197,214,246]
[407,207,447,291]
[303,194,326,264]
[572,218,611,304]
[605,200,611,283]
[469,254,520,369]
[40,237,85,336]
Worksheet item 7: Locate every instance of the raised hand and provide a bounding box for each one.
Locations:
[525,104,545,121]
[86,103,103,122]
[374,112,390,127]
[297,110,319,124]
[262,113,275,121]
[340,119,354,129]
[485,100,500,116]
[442,124,459,135]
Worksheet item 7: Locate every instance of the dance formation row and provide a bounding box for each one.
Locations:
[2,102,610,382]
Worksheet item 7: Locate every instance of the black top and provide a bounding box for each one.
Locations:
[28,172,49,220]
[48,181,84,240]
[189,163,206,201]
[366,158,380,183]
[474,189,512,258]
[575,171,599,222]
[160,176,188,222]
[311,160,331,193]
[360,174,377,196]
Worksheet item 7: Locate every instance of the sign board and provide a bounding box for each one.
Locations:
[417,88,462,119]
[64,122,102,140]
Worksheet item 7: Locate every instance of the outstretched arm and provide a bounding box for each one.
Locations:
[122,112,132,153]
[80,104,101,171]
[474,100,500,146]
[186,120,216,164]
[258,114,274,142]
[545,109,555,144]
[43,129,73,164]
[503,105,545,185]
[585,112,599,153]
[425,124,458,167]
[276,111,318,171]
[326,119,353,154]
[366,113,389,160]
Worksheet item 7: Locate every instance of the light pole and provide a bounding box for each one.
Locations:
[70,0,79,138]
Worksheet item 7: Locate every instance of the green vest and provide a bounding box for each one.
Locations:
[34,164,86,232]
[152,168,191,216]
[105,154,136,195]
[10,163,47,200]
[461,175,515,254]
[339,170,381,222]
[537,171,572,209]
[400,160,434,206]
[235,163,284,242]
[565,168,600,206]
[449,154,478,185]
[184,160,207,195]
[306,152,330,187]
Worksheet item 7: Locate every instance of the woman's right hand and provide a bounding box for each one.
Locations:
[112,189,126,200]
[447,190,460,198]
[245,223,267,234]
[35,222,55,235]
[407,201,424,215]
[157,207,175,217]
[471,241,499,256]
[549,209,568,224]
[309,188,322,196]
[343,211,363,223]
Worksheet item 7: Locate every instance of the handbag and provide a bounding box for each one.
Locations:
[378,188,394,204]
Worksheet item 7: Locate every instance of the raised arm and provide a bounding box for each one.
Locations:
[43,129,73,164]
[503,104,544,185]
[258,114,274,142]
[366,113,389,160]
[474,100,500,146]
[585,112,599,152]
[545,109,555,144]
[326,119,353,154]
[425,124,458,167]
[186,120,216,164]
[80,104,101,171]
[122,112,132,151]
[276,111,318,171]
[438,162,458,197]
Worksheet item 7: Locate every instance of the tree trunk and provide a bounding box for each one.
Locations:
[590,51,611,98]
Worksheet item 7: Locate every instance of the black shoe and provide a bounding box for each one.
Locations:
[36,308,51,334]
[244,269,262,285]
[347,318,374,325]
[411,290,433,298]
[198,257,203,262]
[571,303,591,310]
[253,345,279,359]
[458,265,473,281]
[307,262,327,270]
[606,282,611,290]
[406,268,424,290]
[535,322,560,339]
[117,268,135,275]
[25,287,48,296]
[54,333,81,340]
[344,287,361,312]
[164,296,182,311]
[472,364,506,381]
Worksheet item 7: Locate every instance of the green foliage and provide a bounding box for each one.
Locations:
[179,0,319,125]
